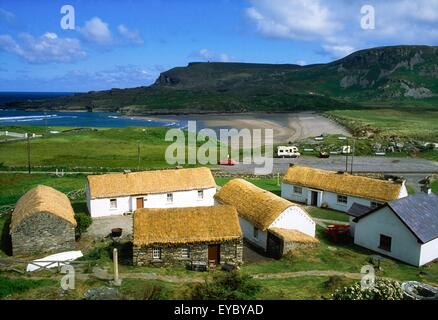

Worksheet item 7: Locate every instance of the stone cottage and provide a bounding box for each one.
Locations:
[133,205,243,268]
[10,185,77,256]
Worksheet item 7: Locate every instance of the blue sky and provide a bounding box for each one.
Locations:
[0,0,437,92]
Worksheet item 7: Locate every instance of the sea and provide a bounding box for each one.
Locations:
[0,92,183,129]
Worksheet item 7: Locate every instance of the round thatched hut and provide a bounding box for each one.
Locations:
[10,185,77,256]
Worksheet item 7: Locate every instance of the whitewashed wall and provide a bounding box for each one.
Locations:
[282,182,390,213]
[270,206,316,237]
[88,187,216,218]
[349,216,356,237]
[354,206,422,266]
[239,216,268,250]
[89,195,131,218]
[419,237,438,266]
[398,182,408,198]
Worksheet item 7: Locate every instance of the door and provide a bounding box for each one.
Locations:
[136,197,144,209]
[208,244,220,265]
[311,191,318,206]
[267,231,283,259]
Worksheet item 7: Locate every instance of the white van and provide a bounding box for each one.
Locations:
[277,146,300,158]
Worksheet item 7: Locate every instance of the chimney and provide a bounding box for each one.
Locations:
[421,185,432,195]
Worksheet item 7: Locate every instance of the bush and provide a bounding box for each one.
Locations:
[331,278,404,300]
[75,212,92,238]
[190,271,261,300]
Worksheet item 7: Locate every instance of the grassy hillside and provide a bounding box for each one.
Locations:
[5,46,438,114]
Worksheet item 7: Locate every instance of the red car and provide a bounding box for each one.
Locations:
[218,158,237,165]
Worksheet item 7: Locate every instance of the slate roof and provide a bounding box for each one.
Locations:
[347,203,372,218]
[356,193,438,244]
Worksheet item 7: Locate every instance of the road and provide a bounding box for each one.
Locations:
[220,156,438,174]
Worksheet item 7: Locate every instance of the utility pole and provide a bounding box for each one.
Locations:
[27,133,31,174]
[350,138,356,174]
[137,141,140,171]
[345,139,349,172]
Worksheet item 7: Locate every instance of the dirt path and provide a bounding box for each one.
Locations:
[3,269,392,283]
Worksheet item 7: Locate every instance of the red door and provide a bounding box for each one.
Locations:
[208,244,220,265]
[136,197,144,209]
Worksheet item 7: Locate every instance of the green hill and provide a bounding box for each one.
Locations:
[5,45,438,114]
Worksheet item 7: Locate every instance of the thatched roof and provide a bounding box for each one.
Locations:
[133,205,242,246]
[283,165,403,202]
[269,228,319,244]
[215,179,297,230]
[10,185,77,232]
[87,167,216,199]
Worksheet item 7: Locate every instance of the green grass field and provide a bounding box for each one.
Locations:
[306,207,349,222]
[0,127,173,170]
[0,173,86,206]
[215,177,281,195]
[432,180,438,194]
[327,109,438,141]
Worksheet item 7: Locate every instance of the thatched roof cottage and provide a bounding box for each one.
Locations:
[86,167,216,218]
[215,179,317,258]
[133,205,243,267]
[10,185,77,256]
[281,165,408,213]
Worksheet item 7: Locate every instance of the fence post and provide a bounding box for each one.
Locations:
[113,248,121,286]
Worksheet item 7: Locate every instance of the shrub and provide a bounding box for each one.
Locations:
[190,271,261,300]
[75,212,92,238]
[331,278,404,300]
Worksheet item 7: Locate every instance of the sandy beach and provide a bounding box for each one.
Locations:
[136,112,351,144]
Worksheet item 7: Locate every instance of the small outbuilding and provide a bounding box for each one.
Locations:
[215,179,317,258]
[133,205,243,268]
[10,185,77,256]
[353,192,438,267]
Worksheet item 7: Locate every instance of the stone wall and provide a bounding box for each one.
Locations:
[11,211,76,256]
[133,238,243,267]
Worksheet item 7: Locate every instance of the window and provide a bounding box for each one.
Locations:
[293,186,303,194]
[167,193,173,203]
[337,195,348,205]
[197,190,204,200]
[253,226,259,239]
[379,234,392,252]
[110,198,117,209]
[370,201,381,209]
[181,247,190,259]
[152,247,161,259]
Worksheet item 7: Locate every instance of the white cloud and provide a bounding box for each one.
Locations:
[296,60,307,66]
[117,24,144,44]
[78,17,112,45]
[0,32,86,63]
[245,0,341,41]
[245,0,438,59]
[0,8,15,24]
[322,44,355,58]
[196,48,232,62]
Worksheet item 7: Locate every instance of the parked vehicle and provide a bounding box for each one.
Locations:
[318,151,330,158]
[276,146,300,158]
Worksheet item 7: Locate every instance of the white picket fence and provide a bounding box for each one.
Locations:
[0,131,42,139]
